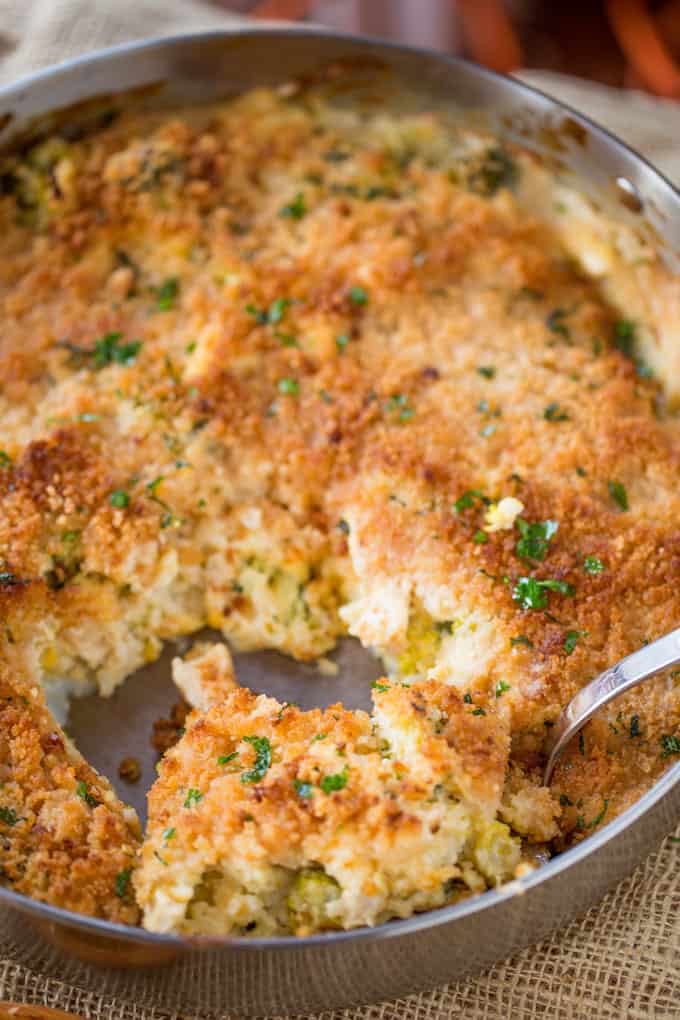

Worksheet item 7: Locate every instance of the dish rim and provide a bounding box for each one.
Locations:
[0,24,678,953]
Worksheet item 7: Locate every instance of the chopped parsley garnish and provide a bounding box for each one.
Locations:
[0,451,12,468]
[584,555,605,574]
[468,147,516,196]
[183,788,203,808]
[630,715,641,738]
[515,518,558,562]
[280,192,307,220]
[544,402,569,422]
[348,285,368,306]
[512,576,575,610]
[62,530,79,543]
[454,489,489,513]
[372,681,390,693]
[473,529,488,544]
[336,333,349,353]
[608,480,628,511]
[246,297,292,326]
[278,377,299,396]
[320,765,349,794]
[0,572,21,587]
[93,332,142,368]
[293,779,313,799]
[156,277,179,311]
[613,319,636,357]
[385,393,414,422]
[480,423,497,438]
[477,365,496,379]
[337,518,350,534]
[660,734,680,758]
[162,827,176,843]
[510,635,534,648]
[312,732,327,742]
[564,630,584,655]
[275,330,298,347]
[323,149,349,163]
[240,735,272,784]
[0,806,18,826]
[217,752,239,766]
[471,706,486,716]
[115,868,132,898]
[576,466,587,477]
[109,489,129,509]
[559,794,573,807]
[463,693,473,704]
[578,799,609,831]
[268,297,291,324]
[76,780,99,808]
[546,308,570,339]
[495,681,511,698]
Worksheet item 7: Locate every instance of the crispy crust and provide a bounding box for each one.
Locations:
[0,648,140,922]
[0,84,678,924]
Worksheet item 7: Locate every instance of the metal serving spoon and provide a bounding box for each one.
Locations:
[544,626,680,784]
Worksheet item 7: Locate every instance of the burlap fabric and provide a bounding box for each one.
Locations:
[0,3,678,1017]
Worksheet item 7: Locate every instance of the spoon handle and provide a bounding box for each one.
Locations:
[544,625,680,784]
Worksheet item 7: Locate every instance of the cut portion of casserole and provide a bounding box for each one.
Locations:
[135,680,519,935]
[0,647,140,923]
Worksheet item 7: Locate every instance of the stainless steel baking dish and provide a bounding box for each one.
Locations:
[0,27,678,1017]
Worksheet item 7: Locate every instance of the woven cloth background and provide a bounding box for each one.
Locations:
[0,3,678,1018]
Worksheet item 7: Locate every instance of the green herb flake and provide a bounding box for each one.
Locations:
[268,297,291,324]
[115,868,132,898]
[93,332,142,368]
[660,734,680,759]
[576,466,587,477]
[76,780,99,808]
[512,576,575,610]
[454,489,488,514]
[608,480,629,511]
[337,518,350,535]
[515,518,558,562]
[559,794,573,807]
[278,377,299,396]
[61,530,79,543]
[162,827,176,843]
[109,489,129,509]
[156,277,179,311]
[463,693,473,705]
[564,630,584,655]
[217,752,239,766]
[293,779,313,799]
[585,799,609,830]
[495,681,511,698]
[510,635,534,648]
[336,333,349,353]
[372,681,390,693]
[275,330,298,347]
[477,365,496,379]
[183,788,203,808]
[0,806,18,826]
[544,402,569,422]
[0,451,12,468]
[471,706,486,716]
[385,393,414,422]
[546,308,570,339]
[613,319,636,357]
[480,423,497,438]
[584,555,605,574]
[280,192,307,220]
[468,147,516,196]
[473,529,488,544]
[240,735,272,784]
[630,715,642,738]
[320,765,349,794]
[348,285,368,306]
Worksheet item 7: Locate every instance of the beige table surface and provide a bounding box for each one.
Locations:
[0,3,678,1017]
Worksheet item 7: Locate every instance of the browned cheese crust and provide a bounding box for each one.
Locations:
[0,83,678,920]
[0,639,140,922]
